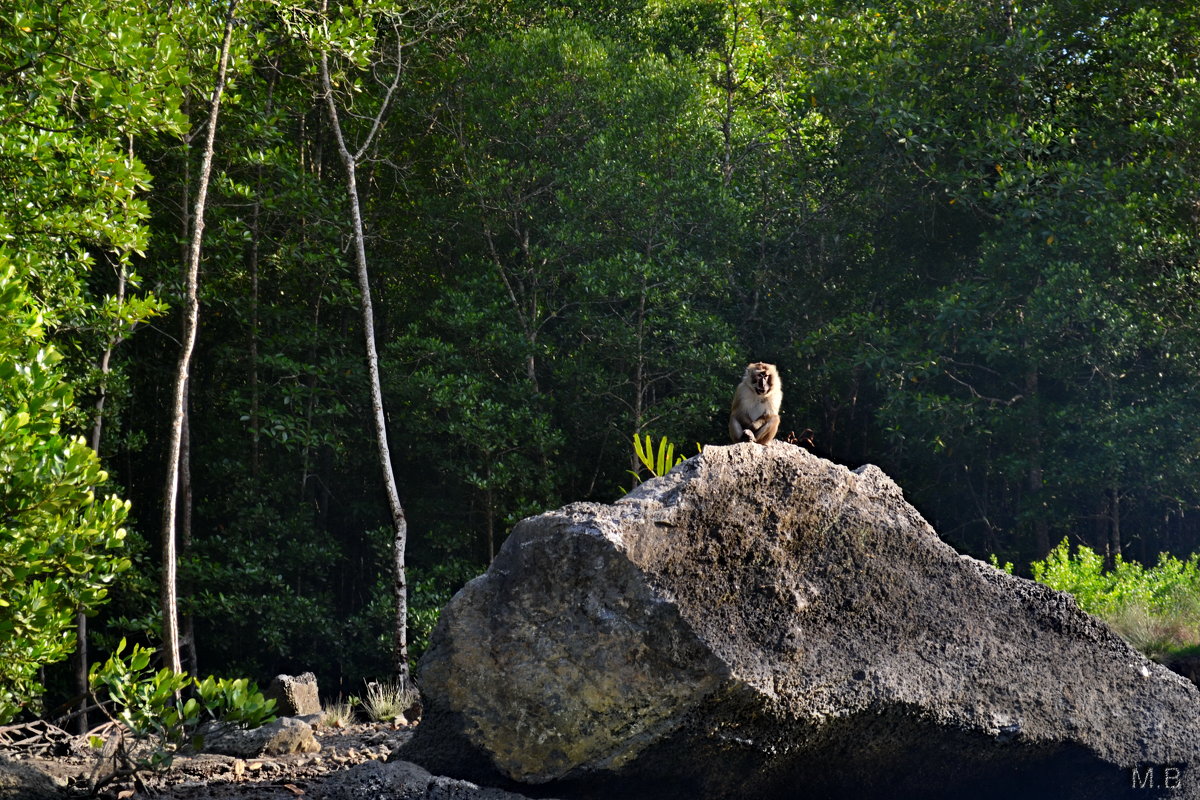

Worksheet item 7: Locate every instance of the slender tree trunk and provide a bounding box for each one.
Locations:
[249,190,262,478]
[248,72,276,480]
[1025,367,1050,558]
[630,277,648,484]
[300,293,323,501]
[485,488,495,563]
[161,0,239,674]
[1109,484,1122,569]
[335,150,409,679]
[320,35,411,684]
[179,401,198,675]
[718,2,741,186]
[75,253,131,732]
[72,610,88,734]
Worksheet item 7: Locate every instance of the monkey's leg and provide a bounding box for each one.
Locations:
[753,414,780,444]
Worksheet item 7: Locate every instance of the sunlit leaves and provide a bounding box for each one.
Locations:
[0,264,130,722]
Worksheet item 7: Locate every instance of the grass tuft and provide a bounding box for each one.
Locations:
[320,698,357,728]
[362,680,420,723]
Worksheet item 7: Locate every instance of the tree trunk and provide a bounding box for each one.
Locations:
[1109,484,1122,570]
[179,399,197,676]
[718,3,741,186]
[161,0,239,675]
[249,187,262,478]
[76,251,132,732]
[485,488,496,563]
[630,277,648,485]
[248,72,275,480]
[319,31,411,684]
[1025,367,1050,558]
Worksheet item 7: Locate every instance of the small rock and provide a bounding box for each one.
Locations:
[199,717,321,758]
[265,672,322,717]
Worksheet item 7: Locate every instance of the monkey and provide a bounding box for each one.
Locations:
[728,362,783,445]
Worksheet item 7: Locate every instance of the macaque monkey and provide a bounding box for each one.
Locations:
[728,362,782,444]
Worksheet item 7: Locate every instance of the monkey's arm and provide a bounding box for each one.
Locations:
[730,413,771,443]
[753,413,781,444]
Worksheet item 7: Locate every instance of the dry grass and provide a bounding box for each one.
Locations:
[320,698,356,728]
[362,680,419,723]
[1102,596,1200,662]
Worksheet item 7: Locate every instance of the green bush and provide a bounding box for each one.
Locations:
[0,264,131,722]
[192,675,277,730]
[1026,540,1200,660]
[89,639,276,769]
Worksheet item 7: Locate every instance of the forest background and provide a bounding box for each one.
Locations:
[3,0,1200,719]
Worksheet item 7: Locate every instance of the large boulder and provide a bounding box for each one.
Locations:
[403,443,1200,799]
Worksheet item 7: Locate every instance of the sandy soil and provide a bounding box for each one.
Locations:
[5,720,414,799]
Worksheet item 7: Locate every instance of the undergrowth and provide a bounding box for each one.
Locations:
[998,540,1200,662]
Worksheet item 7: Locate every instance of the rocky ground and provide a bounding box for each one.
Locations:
[1,719,415,799]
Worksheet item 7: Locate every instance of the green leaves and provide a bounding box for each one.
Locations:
[631,433,692,482]
[0,263,131,722]
[1031,540,1200,660]
[193,675,277,729]
[780,0,1200,560]
[88,638,276,770]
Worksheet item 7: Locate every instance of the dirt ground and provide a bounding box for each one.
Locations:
[4,719,414,799]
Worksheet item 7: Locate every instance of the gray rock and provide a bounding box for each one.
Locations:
[265,672,321,717]
[404,442,1200,800]
[0,755,60,800]
[314,759,556,800]
[198,716,320,757]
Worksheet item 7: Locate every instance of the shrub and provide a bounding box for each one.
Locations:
[0,265,131,722]
[87,638,276,783]
[1027,540,1200,661]
[408,558,480,664]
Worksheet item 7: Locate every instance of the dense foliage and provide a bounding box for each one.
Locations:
[1020,541,1200,661]
[2,0,1200,708]
[0,266,130,720]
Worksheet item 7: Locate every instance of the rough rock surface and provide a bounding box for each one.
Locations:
[315,759,557,800]
[199,716,321,758]
[403,442,1200,800]
[0,755,61,799]
[265,672,322,717]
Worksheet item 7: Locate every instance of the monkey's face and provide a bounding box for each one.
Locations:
[748,362,776,395]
